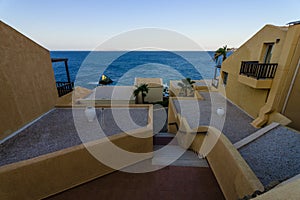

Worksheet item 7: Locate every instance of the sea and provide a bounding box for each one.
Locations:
[50,51,220,89]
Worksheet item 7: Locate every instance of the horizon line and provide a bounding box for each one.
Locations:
[49,49,218,52]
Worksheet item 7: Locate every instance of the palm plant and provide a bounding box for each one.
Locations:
[177,78,195,96]
[213,45,228,65]
[133,84,149,104]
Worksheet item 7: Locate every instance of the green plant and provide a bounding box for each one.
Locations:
[133,84,149,104]
[177,78,195,96]
[214,45,228,64]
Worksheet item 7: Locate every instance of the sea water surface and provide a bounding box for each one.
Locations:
[50,51,217,89]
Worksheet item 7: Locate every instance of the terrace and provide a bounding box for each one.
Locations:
[51,58,74,97]
[77,86,135,105]
[168,89,300,199]
[2,19,300,200]
[238,61,278,89]
[0,107,150,167]
[0,105,155,199]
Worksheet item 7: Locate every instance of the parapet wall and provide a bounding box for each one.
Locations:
[0,128,153,199]
[203,128,264,200]
[168,96,264,200]
[0,21,57,139]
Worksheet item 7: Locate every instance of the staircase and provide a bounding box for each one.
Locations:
[152,132,208,167]
[153,132,177,145]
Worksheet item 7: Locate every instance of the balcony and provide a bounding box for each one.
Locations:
[51,58,74,97]
[56,81,74,97]
[238,61,278,89]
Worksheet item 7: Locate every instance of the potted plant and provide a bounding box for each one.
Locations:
[213,45,235,67]
[177,78,195,96]
[133,84,149,104]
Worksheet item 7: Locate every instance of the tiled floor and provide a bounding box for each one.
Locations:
[46,166,224,200]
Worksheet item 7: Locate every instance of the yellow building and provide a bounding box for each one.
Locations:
[2,19,300,200]
[134,77,163,102]
[0,21,153,199]
[218,22,300,130]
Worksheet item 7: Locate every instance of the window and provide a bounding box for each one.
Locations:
[222,71,228,86]
[263,43,274,63]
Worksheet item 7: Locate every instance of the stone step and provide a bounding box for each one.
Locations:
[154,132,176,137]
[152,145,208,167]
[153,132,177,145]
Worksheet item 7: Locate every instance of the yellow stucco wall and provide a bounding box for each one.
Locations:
[55,86,92,107]
[0,127,153,200]
[278,25,300,130]
[262,25,300,113]
[167,97,263,199]
[218,24,300,129]
[218,25,288,118]
[205,128,264,200]
[284,66,300,130]
[0,21,57,140]
[135,78,163,102]
[253,178,300,200]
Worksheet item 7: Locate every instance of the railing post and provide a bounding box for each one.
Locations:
[257,64,262,80]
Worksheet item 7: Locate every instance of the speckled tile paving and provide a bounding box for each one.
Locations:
[239,126,300,187]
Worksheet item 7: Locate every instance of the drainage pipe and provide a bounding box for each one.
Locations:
[282,57,300,114]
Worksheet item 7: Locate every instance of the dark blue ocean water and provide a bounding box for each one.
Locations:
[50,51,218,89]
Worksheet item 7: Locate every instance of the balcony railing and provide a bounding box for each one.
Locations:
[56,82,74,97]
[240,61,278,80]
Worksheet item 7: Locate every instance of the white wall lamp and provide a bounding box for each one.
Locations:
[85,106,96,122]
[216,107,225,117]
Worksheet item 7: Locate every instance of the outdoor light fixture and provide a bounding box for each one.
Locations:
[216,107,225,117]
[85,106,96,122]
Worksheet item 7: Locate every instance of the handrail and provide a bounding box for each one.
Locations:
[240,61,278,80]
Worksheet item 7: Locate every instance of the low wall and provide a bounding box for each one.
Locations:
[253,178,300,200]
[55,86,92,107]
[167,97,179,133]
[205,128,264,200]
[169,96,264,199]
[145,86,163,103]
[0,128,153,200]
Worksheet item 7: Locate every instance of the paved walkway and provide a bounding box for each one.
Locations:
[46,166,224,200]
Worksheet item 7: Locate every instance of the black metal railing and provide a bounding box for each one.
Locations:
[56,82,74,97]
[240,61,278,80]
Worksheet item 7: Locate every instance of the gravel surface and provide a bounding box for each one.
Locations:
[239,126,300,187]
[0,108,149,167]
[173,92,257,143]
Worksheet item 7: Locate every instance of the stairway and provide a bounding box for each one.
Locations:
[153,132,178,145]
[152,132,208,167]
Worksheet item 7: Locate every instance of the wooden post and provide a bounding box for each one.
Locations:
[64,59,71,83]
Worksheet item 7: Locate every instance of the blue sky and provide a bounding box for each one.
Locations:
[1,0,299,50]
